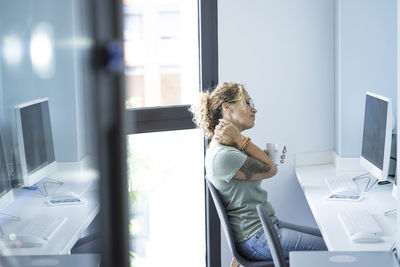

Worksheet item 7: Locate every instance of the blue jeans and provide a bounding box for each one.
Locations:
[236,220,327,261]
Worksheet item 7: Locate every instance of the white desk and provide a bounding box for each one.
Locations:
[0,164,100,256]
[295,154,396,251]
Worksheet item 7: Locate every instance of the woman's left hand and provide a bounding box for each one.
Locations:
[213,119,242,147]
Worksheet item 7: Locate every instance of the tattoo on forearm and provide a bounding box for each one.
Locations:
[240,157,271,180]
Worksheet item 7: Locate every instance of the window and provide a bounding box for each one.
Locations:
[123,0,198,108]
[128,129,205,267]
[124,13,143,41]
[125,67,145,107]
[160,66,180,105]
[159,11,179,40]
[123,0,219,266]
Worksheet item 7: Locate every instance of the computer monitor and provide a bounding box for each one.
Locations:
[0,131,14,210]
[360,91,393,182]
[15,98,57,187]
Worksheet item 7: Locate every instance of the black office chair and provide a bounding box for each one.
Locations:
[206,178,275,267]
[71,214,101,254]
[256,205,324,267]
[256,204,287,267]
[71,233,101,254]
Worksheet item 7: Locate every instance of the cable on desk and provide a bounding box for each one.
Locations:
[384,209,397,216]
[352,173,379,192]
[352,172,370,181]
[38,178,64,196]
[391,241,397,256]
[364,177,379,192]
[0,213,20,221]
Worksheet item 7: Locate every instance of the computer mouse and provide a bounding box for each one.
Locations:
[349,232,383,243]
[0,235,47,248]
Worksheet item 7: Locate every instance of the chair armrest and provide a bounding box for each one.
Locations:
[278,220,322,237]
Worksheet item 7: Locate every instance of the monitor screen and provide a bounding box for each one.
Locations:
[361,94,388,171]
[20,101,55,175]
[15,98,57,186]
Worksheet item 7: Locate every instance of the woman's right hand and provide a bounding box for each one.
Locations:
[213,119,244,147]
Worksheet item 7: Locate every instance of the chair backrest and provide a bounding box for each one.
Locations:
[206,179,238,255]
[206,178,273,267]
[256,204,286,267]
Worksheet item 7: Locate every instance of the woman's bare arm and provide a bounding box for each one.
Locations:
[234,138,277,180]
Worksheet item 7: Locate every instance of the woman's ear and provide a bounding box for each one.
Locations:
[221,102,230,112]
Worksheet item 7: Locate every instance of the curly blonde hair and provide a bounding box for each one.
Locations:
[189,82,247,139]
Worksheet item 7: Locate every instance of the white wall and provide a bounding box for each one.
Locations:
[218,0,334,265]
[335,0,397,157]
[0,0,92,164]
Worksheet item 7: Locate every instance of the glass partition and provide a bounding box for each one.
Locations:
[0,0,104,265]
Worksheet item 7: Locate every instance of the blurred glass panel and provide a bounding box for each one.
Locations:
[128,129,205,267]
[0,0,101,263]
[123,0,199,108]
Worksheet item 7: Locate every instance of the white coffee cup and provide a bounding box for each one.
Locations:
[266,143,287,165]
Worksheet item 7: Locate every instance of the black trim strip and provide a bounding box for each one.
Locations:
[199,0,219,91]
[199,0,220,266]
[132,118,195,134]
[129,105,191,121]
[125,105,196,134]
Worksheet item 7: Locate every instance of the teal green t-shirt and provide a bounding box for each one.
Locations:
[205,144,277,243]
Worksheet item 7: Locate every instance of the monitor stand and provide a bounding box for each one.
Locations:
[24,178,64,197]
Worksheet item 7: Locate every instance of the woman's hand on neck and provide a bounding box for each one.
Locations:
[212,119,245,148]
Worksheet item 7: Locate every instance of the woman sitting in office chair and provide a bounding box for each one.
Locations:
[190,82,327,260]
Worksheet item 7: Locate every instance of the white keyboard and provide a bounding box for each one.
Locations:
[338,210,383,237]
[19,214,68,241]
[324,174,359,193]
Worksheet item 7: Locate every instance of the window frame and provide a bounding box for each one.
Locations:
[124,0,220,266]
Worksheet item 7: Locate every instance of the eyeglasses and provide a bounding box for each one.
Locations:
[226,97,255,109]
